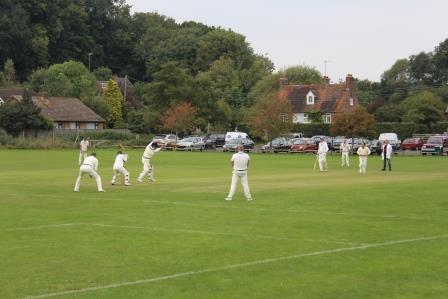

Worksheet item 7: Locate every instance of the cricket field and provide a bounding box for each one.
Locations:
[1,149,447,299]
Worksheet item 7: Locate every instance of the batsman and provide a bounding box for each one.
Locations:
[137,141,162,183]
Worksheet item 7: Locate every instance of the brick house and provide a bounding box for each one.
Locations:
[280,74,360,123]
[32,96,106,129]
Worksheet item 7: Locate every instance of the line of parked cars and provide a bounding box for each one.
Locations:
[151,132,448,155]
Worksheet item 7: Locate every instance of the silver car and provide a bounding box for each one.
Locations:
[176,136,205,151]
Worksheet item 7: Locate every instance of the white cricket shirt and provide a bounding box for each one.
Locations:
[82,156,98,171]
[143,143,161,160]
[113,154,128,169]
[231,152,250,171]
[80,140,90,152]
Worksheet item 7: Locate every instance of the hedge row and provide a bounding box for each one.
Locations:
[292,122,448,138]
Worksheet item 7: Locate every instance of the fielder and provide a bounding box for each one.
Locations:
[340,139,351,167]
[111,151,131,186]
[356,142,371,174]
[79,137,91,165]
[137,141,161,183]
[225,145,253,201]
[317,138,329,171]
[74,152,105,192]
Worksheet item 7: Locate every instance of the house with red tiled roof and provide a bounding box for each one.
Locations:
[280,74,360,123]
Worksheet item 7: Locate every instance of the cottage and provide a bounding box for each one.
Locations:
[33,96,106,130]
[281,74,360,123]
[0,88,36,105]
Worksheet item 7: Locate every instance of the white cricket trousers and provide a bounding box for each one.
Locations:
[227,171,252,199]
[137,158,154,181]
[318,153,328,171]
[358,157,368,174]
[74,165,103,191]
[79,151,87,165]
[112,166,130,184]
[341,152,349,166]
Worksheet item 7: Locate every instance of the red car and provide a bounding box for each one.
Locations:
[290,138,317,153]
[400,138,424,150]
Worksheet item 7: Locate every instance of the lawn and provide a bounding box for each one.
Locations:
[0,149,447,299]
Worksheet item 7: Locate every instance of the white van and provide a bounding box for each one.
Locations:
[225,131,248,142]
[378,133,401,150]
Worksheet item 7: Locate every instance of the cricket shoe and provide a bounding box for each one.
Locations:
[246,197,253,201]
[137,179,143,183]
[125,183,132,186]
[225,197,232,201]
[148,178,156,182]
[99,190,106,192]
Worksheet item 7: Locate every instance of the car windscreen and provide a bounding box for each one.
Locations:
[154,135,166,139]
[293,139,307,145]
[228,139,242,144]
[181,137,194,142]
[427,137,443,144]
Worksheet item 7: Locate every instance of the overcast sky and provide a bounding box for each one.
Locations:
[127,0,448,82]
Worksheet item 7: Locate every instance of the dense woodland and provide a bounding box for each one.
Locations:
[1,0,448,139]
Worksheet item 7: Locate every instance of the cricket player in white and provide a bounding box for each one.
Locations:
[317,138,329,171]
[137,141,161,182]
[74,152,105,192]
[79,137,90,165]
[356,142,371,174]
[340,139,351,167]
[111,151,131,186]
[225,145,252,201]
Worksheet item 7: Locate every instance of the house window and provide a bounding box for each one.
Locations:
[57,122,63,129]
[75,123,81,129]
[86,123,95,130]
[70,122,76,129]
[349,97,354,106]
[306,91,315,105]
[323,114,331,123]
[303,113,309,123]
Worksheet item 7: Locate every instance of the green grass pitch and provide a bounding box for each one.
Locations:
[1,149,447,298]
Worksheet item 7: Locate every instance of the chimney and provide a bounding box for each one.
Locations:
[323,76,330,85]
[346,74,353,90]
[279,77,288,89]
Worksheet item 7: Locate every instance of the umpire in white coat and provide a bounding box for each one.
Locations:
[225,145,253,201]
[317,138,329,171]
[74,152,105,192]
[381,139,393,171]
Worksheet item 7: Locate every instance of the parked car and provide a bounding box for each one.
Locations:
[310,135,333,150]
[332,136,347,152]
[261,137,292,153]
[176,136,205,151]
[352,138,371,152]
[370,139,382,155]
[378,133,401,151]
[421,135,448,155]
[223,138,254,152]
[152,134,179,149]
[203,133,226,149]
[400,138,424,151]
[225,131,248,142]
[290,138,317,153]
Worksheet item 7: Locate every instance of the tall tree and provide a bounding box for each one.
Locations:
[401,91,446,130]
[247,90,293,142]
[102,79,124,127]
[331,107,376,138]
[161,102,198,135]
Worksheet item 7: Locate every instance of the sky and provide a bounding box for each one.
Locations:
[127,0,448,82]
